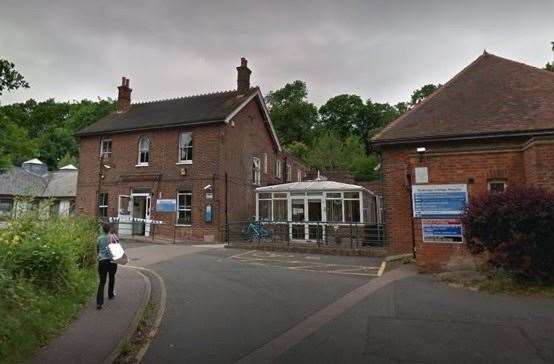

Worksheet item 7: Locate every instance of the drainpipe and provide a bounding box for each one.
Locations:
[406,173,416,258]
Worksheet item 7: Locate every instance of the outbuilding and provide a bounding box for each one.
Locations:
[255,179,382,244]
[371,51,554,271]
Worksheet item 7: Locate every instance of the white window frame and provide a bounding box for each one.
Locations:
[137,136,150,166]
[176,191,192,225]
[276,159,282,179]
[177,131,193,164]
[263,153,268,174]
[488,180,507,193]
[297,169,302,182]
[100,138,112,158]
[286,164,292,182]
[252,157,261,185]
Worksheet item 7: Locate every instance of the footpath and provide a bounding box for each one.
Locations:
[28,266,150,364]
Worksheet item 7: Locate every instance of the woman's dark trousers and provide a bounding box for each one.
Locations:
[97,260,117,305]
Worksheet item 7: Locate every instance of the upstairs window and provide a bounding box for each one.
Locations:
[297,169,302,182]
[138,136,150,165]
[252,157,261,185]
[263,153,268,174]
[488,180,506,194]
[100,139,112,158]
[179,132,193,163]
[276,159,282,179]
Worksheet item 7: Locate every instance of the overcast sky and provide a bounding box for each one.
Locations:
[2,0,554,107]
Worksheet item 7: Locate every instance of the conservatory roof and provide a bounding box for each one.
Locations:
[256,180,369,193]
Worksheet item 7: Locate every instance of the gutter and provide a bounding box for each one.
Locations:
[74,119,226,137]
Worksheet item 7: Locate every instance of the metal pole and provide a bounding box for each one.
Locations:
[225,173,229,245]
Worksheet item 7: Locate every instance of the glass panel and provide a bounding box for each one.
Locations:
[291,224,305,239]
[273,200,287,221]
[326,192,341,199]
[258,193,271,199]
[308,225,323,240]
[344,199,360,222]
[344,192,359,199]
[273,193,287,199]
[307,192,322,196]
[291,192,305,196]
[308,200,322,221]
[326,199,342,222]
[259,200,271,221]
[179,132,193,161]
[292,199,305,222]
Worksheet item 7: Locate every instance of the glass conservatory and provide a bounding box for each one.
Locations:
[255,180,382,243]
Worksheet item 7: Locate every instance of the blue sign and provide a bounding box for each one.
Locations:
[412,184,467,218]
[422,219,463,243]
[156,199,176,212]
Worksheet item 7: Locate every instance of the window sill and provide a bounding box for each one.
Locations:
[175,224,192,227]
[135,163,149,167]
[176,161,193,165]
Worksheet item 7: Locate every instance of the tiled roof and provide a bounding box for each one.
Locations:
[372,52,554,144]
[0,167,77,198]
[76,88,259,136]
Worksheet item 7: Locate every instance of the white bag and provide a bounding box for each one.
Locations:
[108,234,128,264]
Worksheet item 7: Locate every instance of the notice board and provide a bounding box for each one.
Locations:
[412,184,467,218]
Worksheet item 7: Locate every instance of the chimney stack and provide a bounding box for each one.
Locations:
[117,77,132,113]
[236,57,251,94]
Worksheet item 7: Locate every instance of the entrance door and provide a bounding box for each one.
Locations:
[118,195,132,236]
[307,199,323,241]
[132,196,146,235]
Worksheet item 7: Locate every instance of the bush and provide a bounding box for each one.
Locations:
[0,212,98,362]
[461,186,554,282]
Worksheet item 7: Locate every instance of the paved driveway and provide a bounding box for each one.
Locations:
[122,242,554,364]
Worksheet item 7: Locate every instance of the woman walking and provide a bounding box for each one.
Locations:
[96,222,118,310]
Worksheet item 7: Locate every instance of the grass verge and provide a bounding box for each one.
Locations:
[0,269,97,363]
[437,270,554,298]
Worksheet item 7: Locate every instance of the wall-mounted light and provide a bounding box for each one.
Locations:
[416,147,426,154]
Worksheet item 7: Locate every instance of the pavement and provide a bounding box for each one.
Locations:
[28,241,554,364]
[28,266,149,364]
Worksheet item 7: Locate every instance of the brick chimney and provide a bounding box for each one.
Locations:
[117,77,132,113]
[236,57,251,94]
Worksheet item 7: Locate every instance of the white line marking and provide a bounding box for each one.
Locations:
[223,250,256,261]
[377,261,387,277]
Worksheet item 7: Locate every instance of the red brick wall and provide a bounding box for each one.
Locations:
[380,138,538,271]
[76,98,310,242]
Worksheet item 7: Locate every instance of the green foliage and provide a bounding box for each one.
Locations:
[57,152,78,168]
[266,80,318,145]
[318,94,367,138]
[0,212,98,362]
[285,141,310,161]
[410,83,441,105]
[305,132,378,180]
[0,59,29,96]
[0,98,114,169]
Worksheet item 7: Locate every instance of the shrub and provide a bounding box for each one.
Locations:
[461,186,554,281]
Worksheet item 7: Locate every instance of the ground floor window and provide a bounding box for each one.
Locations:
[326,199,342,222]
[0,197,13,220]
[177,191,192,225]
[98,193,108,218]
[273,198,288,221]
[488,180,506,193]
[258,193,271,220]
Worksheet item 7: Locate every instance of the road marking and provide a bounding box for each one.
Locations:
[377,261,387,277]
[236,268,416,364]
[217,250,256,262]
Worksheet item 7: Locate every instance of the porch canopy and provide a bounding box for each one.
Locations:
[255,180,380,225]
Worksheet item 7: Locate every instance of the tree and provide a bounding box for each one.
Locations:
[318,94,367,138]
[410,83,441,105]
[0,111,37,170]
[266,81,318,145]
[0,59,29,96]
[285,141,310,162]
[544,41,554,72]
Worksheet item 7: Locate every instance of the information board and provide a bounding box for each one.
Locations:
[156,199,176,212]
[422,219,463,243]
[412,184,467,218]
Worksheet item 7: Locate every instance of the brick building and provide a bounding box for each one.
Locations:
[75,58,310,242]
[371,52,554,271]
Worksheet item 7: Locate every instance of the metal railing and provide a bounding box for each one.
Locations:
[224,220,384,249]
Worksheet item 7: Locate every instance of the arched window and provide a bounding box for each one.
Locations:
[138,136,150,165]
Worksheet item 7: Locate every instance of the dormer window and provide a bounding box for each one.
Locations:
[138,136,150,166]
[178,132,193,164]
